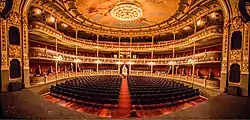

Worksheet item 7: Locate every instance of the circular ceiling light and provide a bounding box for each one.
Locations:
[110,3,143,21]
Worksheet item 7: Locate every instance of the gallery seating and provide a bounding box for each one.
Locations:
[128,76,200,109]
[50,75,122,108]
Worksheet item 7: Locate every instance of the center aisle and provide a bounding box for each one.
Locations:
[112,78,131,118]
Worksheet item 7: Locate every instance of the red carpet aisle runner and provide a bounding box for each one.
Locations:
[112,78,132,118]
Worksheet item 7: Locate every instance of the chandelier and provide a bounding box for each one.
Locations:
[110,3,143,21]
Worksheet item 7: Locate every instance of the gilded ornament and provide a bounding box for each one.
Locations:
[9,45,21,57]
[8,12,21,25]
[231,16,243,29]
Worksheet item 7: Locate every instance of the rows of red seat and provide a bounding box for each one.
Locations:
[128,76,200,109]
[50,75,121,108]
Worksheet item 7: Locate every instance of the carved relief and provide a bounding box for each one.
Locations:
[8,12,21,25]
[1,52,8,69]
[230,50,242,62]
[241,59,248,73]
[1,19,7,51]
[231,16,243,30]
[244,23,249,56]
[9,45,21,57]
[22,15,29,68]
[221,60,227,72]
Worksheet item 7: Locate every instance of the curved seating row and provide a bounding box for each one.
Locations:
[128,76,200,109]
[50,75,122,108]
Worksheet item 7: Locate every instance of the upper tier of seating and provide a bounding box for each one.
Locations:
[128,76,200,109]
[50,75,121,108]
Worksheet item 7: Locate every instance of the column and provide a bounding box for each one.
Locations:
[22,14,30,88]
[129,37,132,75]
[172,32,176,77]
[151,36,154,75]
[55,20,58,81]
[192,42,196,78]
[75,29,78,76]
[192,22,197,85]
[118,36,121,74]
[1,19,9,91]
[96,35,99,74]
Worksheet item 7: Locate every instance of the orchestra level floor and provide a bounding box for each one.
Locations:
[0,89,250,119]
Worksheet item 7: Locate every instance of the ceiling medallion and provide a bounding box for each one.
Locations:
[110,3,143,21]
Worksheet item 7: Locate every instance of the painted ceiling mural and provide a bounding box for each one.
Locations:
[76,0,179,28]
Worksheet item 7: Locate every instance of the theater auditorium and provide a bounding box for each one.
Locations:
[0,0,250,119]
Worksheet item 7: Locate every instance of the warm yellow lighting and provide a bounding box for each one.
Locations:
[95,60,102,64]
[115,61,123,65]
[147,62,155,65]
[61,23,68,28]
[110,3,143,21]
[197,19,206,26]
[209,12,220,19]
[188,59,193,64]
[74,59,82,63]
[57,55,63,60]
[46,16,55,23]
[127,61,135,64]
[33,8,41,15]
[183,26,191,31]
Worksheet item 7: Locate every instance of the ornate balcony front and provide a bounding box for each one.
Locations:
[29,22,223,52]
[29,47,221,65]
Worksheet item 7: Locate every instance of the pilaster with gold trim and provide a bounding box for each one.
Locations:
[0,18,9,92]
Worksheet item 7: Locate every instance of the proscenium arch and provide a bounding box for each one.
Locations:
[18,0,232,87]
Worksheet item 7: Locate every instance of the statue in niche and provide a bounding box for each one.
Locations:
[122,65,128,76]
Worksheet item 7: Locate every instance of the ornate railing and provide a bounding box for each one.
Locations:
[29,22,223,52]
[130,70,220,89]
[29,47,222,65]
[30,70,119,85]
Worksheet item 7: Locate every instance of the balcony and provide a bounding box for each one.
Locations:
[29,22,223,52]
[29,47,222,65]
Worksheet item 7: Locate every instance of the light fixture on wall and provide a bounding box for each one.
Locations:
[147,62,155,65]
[33,8,41,16]
[95,60,102,64]
[46,15,55,23]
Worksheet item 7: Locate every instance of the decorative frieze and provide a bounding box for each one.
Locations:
[22,14,29,68]
[9,45,21,58]
[29,22,223,52]
[1,19,7,51]
[1,52,8,70]
[230,50,242,63]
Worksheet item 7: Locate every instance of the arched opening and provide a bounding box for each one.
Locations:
[231,31,242,50]
[9,26,20,45]
[10,59,21,79]
[229,64,241,83]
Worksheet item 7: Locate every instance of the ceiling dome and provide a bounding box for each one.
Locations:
[73,0,180,28]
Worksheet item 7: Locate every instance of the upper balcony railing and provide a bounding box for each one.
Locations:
[29,22,223,52]
[29,47,222,65]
